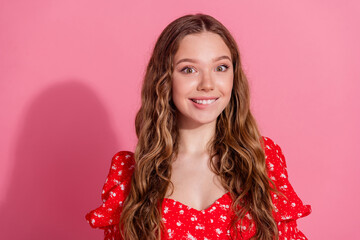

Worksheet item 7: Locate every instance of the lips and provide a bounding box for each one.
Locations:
[189,97,219,101]
[190,98,219,105]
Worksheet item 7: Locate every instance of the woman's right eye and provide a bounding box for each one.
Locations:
[181,66,195,74]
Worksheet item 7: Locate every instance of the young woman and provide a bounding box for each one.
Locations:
[86,13,311,240]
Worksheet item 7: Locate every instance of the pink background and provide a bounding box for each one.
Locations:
[1,0,359,239]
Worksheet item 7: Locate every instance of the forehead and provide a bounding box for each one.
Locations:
[173,32,232,63]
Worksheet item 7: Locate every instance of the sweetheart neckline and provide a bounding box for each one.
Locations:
[163,191,230,212]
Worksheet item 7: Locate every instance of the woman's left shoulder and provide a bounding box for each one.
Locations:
[260,135,308,203]
[260,135,312,239]
[261,136,287,173]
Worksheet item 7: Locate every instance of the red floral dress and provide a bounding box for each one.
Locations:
[85,136,311,239]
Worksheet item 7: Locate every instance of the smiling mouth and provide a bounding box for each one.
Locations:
[190,98,218,105]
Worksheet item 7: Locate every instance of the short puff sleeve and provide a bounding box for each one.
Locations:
[85,151,135,239]
[263,136,312,240]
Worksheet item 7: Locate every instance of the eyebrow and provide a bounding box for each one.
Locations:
[175,55,232,66]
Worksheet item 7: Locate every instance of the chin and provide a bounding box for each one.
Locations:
[192,117,218,126]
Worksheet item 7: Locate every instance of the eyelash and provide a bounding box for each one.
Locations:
[180,64,230,74]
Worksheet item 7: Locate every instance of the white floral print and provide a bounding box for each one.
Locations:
[85,136,311,240]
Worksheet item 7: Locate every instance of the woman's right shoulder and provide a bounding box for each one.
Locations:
[105,151,136,184]
[110,151,135,169]
[85,151,136,229]
[100,150,136,203]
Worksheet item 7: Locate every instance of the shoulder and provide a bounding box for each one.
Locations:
[261,135,293,193]
[109,151,136,177]
[103,151,136,194]
[85,150,136,229]
[261,135,287,178]
[261,135,283,158]
[110,150,135,166]
[261,135,312,222]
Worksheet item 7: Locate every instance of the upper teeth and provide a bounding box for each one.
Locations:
[193,99,216,104]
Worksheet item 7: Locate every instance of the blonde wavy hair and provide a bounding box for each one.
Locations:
[120,13,282,240]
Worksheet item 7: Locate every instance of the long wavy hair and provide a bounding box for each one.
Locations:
[120,13,282,240]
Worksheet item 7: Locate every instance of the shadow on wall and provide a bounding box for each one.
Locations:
[0,80,120,239]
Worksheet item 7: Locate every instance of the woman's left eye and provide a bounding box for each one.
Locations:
[216,64,230,72]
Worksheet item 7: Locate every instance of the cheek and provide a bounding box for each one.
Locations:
[227,74,234,92]
[172,77,195,97]
[171,78,187,107]
[171,79,182,100]
[220,76,234,95]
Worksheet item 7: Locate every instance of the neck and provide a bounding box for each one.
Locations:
[177,119,216,156]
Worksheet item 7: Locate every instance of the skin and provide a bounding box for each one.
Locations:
[165,31,234,211]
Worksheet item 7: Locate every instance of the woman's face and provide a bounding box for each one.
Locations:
[171,31,234,128]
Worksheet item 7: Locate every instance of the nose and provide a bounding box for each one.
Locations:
[197,71,215,92]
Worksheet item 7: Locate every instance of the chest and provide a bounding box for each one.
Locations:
[160,193,256,239]
[164,157,228,212]
[160,156,256,239]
